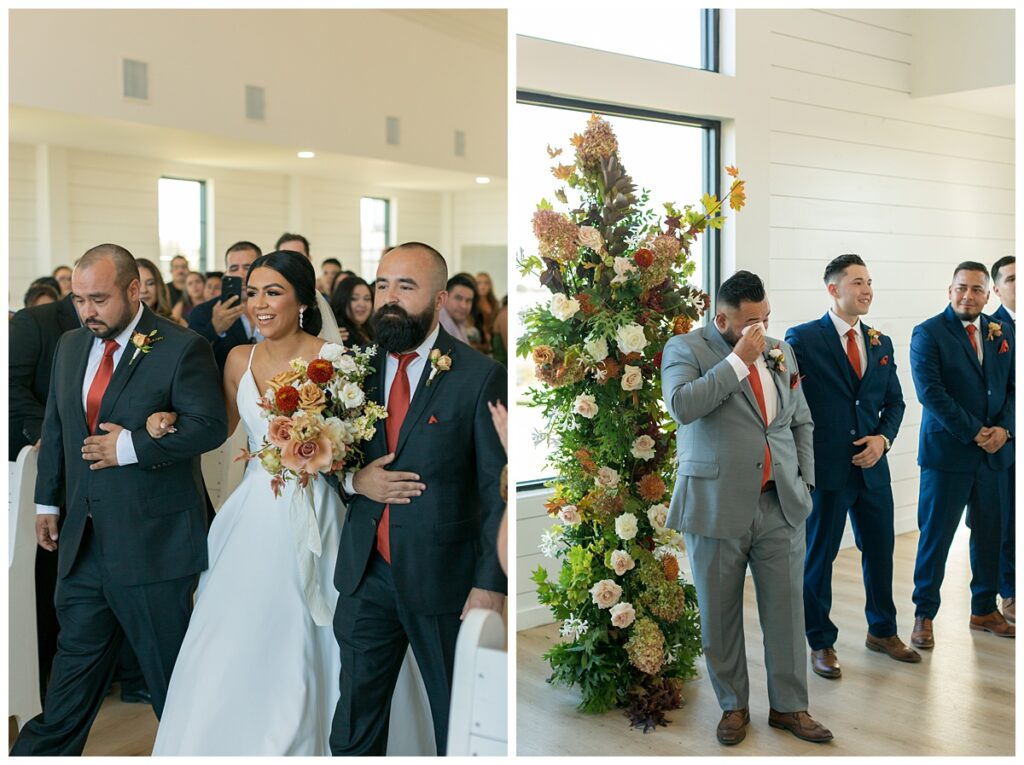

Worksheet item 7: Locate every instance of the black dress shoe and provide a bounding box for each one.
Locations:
[120,688,152,705]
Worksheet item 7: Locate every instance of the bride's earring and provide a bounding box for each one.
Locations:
[299,306,305,329]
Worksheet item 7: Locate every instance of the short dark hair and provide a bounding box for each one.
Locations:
[225,241,262,263]
[716,270,766,310]
[24,283,60,308]
[321,257,342,269]
[992,255,1015,283]
[446,272,478,296]
[953,261,990,282]
[78,243,141,289]
[31,276,62,294]
[823,253,866,285]
[205,270,224,280]
[276,232,310,255]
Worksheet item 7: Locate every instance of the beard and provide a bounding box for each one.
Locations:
[718,323,741,347]
[371,303,435,353]
[83,300,136,340]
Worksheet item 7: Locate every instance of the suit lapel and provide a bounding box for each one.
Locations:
[73,329,96,432]
[980,314,1000,386]
[703,324,763,422]
[393,328,453,459]
[366,354,388,456]
[944,306,984,380]
[764,341,787,419]
[859,322,877,387]
[97,307,159,427]
[819,313,857,394]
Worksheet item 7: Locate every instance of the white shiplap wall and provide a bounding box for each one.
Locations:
[515,8,1014,628]
[9,143,39,296]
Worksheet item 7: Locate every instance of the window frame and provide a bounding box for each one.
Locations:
[158,175,209,272]
[359,195,392,279]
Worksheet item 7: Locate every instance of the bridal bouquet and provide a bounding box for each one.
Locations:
[241,343,387,497]
[518,114,746,730]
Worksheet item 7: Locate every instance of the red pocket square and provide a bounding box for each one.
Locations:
[999,339,1009,354]
[790,373,803,390]
[880,355,889,366]
[428,415,439,424]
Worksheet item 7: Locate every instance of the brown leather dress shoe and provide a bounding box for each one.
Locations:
[970,610,1016,638]
[1003,597,1015,624]
[810,647,841,678]
[911,616,934,649]
[768,709,833,743]
[716,708,750,745]
[865,633,922,663]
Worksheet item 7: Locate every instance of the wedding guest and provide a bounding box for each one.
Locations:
[138,258,186,326]
[329,275,374,346]
[10,244,227,755]
[491,296,508,366]
[439,273,482,349]
[52,265,73,296]
[476,271,500,341]
[188,242,262,372]
[173,270,206,321]
[320,257,342,295]
[24,283,60,309]
[909,262,1015,649]
[331,242,507,756]
[786,255,916,680]
[167,254,190,307]
[991,255,1015,624]
[661,270,832,745]
[203,271,223,301]
[276,232,310,258]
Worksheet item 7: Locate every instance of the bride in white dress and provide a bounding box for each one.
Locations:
[152,253,433,755]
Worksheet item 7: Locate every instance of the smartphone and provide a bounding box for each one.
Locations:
[219,276,243,304]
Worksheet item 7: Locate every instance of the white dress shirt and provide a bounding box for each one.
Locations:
[37,303,145,515]
[1002,305,1016,321]
[828,309,867,377]
[343,324,441,495]
[962,316,984,363]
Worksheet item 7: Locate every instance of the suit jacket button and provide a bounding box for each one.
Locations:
[370,518,376,527]
[855,400,860,406]
[850,429,856,435]
[756,462,763,469]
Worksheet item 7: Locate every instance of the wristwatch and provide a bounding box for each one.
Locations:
[880,434,892,453]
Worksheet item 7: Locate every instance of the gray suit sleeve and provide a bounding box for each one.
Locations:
[785,343,815,486]
[662,336,744,426]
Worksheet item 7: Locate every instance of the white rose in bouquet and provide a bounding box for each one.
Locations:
[584,334,609,362]
[551,293,581,321]
[574,394,599,419]
[615,512,638,541]
[615,323,649,355]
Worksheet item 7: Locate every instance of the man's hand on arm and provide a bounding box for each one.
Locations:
[461,587,505,620]
[81,423,132,470]
[351,453,426,504]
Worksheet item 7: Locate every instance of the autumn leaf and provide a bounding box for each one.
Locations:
[547,144,563,159]
[537,198,554,211]
[554,188,568,204]
[725,165,740,178]
[552,163,575,181]
[700,192,719,214]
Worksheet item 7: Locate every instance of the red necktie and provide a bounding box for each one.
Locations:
[86,339,119,434]
[376,352,419,563]
[846,329,862,379]
[747,363,772,490]
[966,324,980,361]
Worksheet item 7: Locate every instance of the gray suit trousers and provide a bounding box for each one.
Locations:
[684,488,808,713]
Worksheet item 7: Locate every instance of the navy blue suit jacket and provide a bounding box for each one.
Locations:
[786,313,905,492]
[910,305,1014,473]
[187,297,250,373]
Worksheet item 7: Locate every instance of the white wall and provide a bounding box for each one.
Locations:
[9,142,505,305]
[516,8,1014,628]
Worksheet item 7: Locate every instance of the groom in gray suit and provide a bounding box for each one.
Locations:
[661,271,832,746]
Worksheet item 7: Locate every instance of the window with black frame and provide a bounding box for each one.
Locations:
[512,97,720,488]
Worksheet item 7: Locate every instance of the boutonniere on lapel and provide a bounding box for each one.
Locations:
[880,355,890,366]
[129,329,162,365]
[999,339,1010,354]
[866,328,882,347]
[427,348,453,386]
[790,373,803,390]
[987,321,1003,343]
[766,345,787,375]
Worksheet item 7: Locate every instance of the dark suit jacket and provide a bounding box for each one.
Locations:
[35,306,228,585]
[9,295,81,458]
[786,313,905,491]
[910,305,1014,473]
[187,297,250,373]
[335,325,507,615]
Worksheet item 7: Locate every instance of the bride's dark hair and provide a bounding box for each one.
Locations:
[246,250,323,336]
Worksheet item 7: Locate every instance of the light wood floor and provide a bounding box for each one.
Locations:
[516,525,1016,756]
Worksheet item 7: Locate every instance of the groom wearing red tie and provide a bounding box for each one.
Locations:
[330,243,506,756]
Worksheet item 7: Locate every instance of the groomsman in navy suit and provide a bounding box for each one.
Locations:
[991,255,1015,624]
[786,254,918,680]
[909,262,1015,648]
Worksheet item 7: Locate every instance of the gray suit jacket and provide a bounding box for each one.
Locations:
[661,323,815,539]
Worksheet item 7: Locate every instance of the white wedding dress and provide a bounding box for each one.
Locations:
[152,346,435,755]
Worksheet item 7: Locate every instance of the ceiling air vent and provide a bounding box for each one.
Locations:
[123,59,148,100]
[246,85,265,121]
[386,116,400,146]
[454,130,466,157]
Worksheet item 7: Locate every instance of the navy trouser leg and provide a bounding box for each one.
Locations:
[803,484,853,651]
[966,466,1004,616]
[999,467,1015,599]
[912,468,971,620]
[847,476,897,638]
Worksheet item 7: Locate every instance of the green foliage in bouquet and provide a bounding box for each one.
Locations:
[517,114,747,731]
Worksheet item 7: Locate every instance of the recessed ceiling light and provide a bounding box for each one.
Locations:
[475,176,490,184]
[297,151,315,159]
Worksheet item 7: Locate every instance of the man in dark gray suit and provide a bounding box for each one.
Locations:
[661,271,832,746]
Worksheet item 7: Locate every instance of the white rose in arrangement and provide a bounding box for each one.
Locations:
[615,512,639,541]
[550,293,581,321]
[647,503,669,533]
[558,505,581,526]
[620,365,643,391]
[596,466,620,488]
[589,579,623,609]
[573,394,599,419]
[578,226,605,253]
[322,417,347,455]
[610,601,636,628]
[340,381,366,409]
[630,435,656,461]
[610,256,637,285]
[335,355,358,375]
[319,343,345,363]
[610,549,636,576]
[615,323,649,355]
[584,334,609,362]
